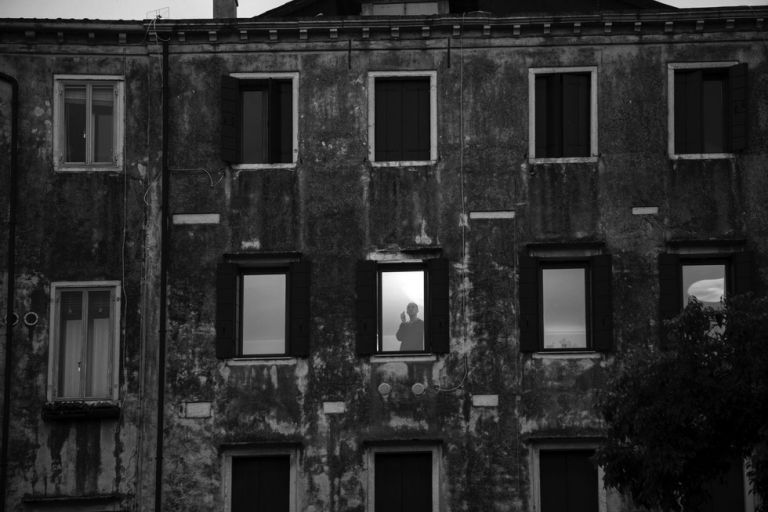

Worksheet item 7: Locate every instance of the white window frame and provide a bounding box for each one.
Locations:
[529,441,607,512]
[528,66,598,164]
[46,281,121,402]
[229,72,300,170]
[53,75,125,173]
[368,70,438,167]
[366,444,441,512]
[667,61,739,160]
[222,447,299,512]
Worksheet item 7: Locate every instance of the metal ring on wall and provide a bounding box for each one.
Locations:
[23,312,38,327]
[10,313,19,327]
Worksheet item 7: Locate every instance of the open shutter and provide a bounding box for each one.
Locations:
[427,258,450,354]
[402,78,430,161]
[658,253,681,347]
[518,251,540,352]
[289,261,311,357]
[732,250,755,296]
[591,254,613,351]
[728,63,748,152]
[562,73,591,157]
[356,260,378,355]
[675,70,703,154]
[269,79,293,164]
[216,262,238,358]
[221,75,241,164]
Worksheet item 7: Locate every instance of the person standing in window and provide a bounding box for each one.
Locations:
[396,302,424,351]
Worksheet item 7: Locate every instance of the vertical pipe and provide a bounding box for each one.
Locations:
[154,40,169,512]
[0,72,19,512]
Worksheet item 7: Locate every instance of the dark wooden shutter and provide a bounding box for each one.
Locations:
[231,455,290,512]
[591,254,613,352]
[216,262,238,358]
[675,70,703,154]
[289,261,311,357]
[375,79,401,161]
[732,250,755,296]
[562,73,591,157]
[221,75,241,164]
[518,251,540,352]
[356,260,378,355]
[375,452,432,512]
[540,451,598,512]
[402,78,430,161]
[269,79,293,164]
[427,258,450,354]
[658,253,681,348]
[729,63,748,152]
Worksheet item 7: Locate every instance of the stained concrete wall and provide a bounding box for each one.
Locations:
[0,12,767,512]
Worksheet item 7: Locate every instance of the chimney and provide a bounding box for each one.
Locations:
[213,0,238,18]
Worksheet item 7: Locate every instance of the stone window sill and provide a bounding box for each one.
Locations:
[42,400,121,421]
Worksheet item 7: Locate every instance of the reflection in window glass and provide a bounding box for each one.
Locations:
[64,86,87,162]
[683,264,726,308]
[91,86,114,163]
[380,270,425,352]
[242,274,286,355]
[542,268,587,349]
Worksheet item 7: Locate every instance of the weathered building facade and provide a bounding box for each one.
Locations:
[1,0,767,510]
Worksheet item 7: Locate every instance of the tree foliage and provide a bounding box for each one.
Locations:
[596,295,768,511]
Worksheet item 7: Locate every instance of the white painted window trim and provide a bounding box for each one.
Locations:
[230,71,300,169]
[528,66,598,164]
[222,447,299,512]
[667,61,739,160]
[370,354,437,363]
[366,444,441,512]
[368,70,438,166]
[47,281,121,402]
[529,441,607,512]
[53,75,125,173]
[531,351,602,360]
[225,357,298,366]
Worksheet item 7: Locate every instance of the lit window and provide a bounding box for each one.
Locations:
[368,71,437,165]
[221,73,298,166]
[668,62,748,157]
[519,251,613,353]
[215,258,310,358]
[529,67,597,161]
[355,258,449,355]
[53,76,124,171]
[48,282,120,401]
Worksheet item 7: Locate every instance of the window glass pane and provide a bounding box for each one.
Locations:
[542,268,587,349]
[242,274,286,355]
[58,291,84,397]
[702,75,725,153]
[683,264,726,308]
[86,290,112,397]
[91,85,115,163]
[64,85,86,163]
[242,89,268,163]
[381,270,425,352]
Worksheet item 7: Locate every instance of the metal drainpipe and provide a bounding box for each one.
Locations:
[0,72,19,512]
[154,40,170,512]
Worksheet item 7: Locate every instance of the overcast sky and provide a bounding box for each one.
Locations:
[0,0,765,19]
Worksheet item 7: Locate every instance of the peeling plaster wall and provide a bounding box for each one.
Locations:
[1,17,767,512]
[0,42,151,511]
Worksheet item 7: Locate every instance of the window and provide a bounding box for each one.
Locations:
[668,62,748,157]
[366,445,440,512]
[223,448,298,512]
[530,444,604,512]
[47,282,120,401]
[368,71,437,165]
[221,73,299,167]
[355,258,449,355]
[529,67,597,162]
[658,248,754,329]
[215,256,310,358]
[53,75,124,171]
[519,249,612,353]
